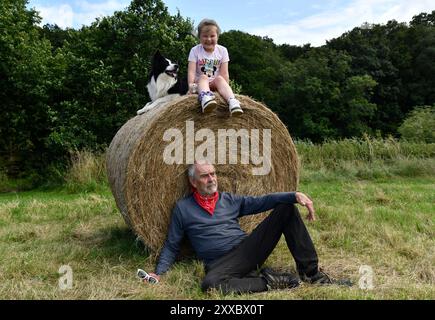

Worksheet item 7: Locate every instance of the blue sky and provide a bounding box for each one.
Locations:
[27,0,434,46]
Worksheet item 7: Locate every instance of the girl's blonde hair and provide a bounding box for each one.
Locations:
[197,19,221,37]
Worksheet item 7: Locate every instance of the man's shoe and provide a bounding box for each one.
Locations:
[260,268,300,290]
[228,98,243,116]
[299,268,353,286]
[199,91,217,113]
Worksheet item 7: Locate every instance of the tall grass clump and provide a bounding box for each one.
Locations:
[64,150,108,193]
[296,136,435,181]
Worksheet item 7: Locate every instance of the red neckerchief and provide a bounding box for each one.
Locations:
[192,187,219,216]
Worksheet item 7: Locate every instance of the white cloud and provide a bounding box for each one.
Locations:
[74,0,129,26]
[37,4,74,28]
[248,0,435,46]
[33,0,129,28]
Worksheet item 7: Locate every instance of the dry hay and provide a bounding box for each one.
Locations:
[106,94,299,253]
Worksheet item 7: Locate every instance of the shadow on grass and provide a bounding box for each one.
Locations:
[75,225,152,262]
[72,224,198,267]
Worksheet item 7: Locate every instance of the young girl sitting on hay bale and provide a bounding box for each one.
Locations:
[187,18,244,116]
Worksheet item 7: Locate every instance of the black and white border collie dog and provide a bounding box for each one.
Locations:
[137,51,188,115]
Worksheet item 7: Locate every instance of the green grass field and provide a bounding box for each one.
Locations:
[0,140,434,299]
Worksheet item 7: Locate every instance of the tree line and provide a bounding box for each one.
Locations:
[1,0,434,182]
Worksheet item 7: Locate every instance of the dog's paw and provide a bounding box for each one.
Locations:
[137,102,154,115]
[137,106,150,115]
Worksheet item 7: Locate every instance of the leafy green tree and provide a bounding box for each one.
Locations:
[38,24,70,51]
[327,22,401,135]
[0,0,64,178]
[327,12,435,136]
[276,48,376,141]
[408,24,435,107]
[279,43,312,61]
[219,31,287,107]
[410,11,435,27]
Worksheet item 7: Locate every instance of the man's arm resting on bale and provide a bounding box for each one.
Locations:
[239,191,316,220]
[238,192,296,216]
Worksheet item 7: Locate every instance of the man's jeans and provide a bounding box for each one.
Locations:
[201,203,319,294]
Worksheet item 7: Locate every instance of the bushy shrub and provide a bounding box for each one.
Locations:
[398,106,435,143]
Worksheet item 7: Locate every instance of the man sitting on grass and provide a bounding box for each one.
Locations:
[142,161,350,294]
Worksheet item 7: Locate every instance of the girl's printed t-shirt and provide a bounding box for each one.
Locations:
[188,44,229,82]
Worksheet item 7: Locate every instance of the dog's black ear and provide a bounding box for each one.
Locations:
[154,50,162,57]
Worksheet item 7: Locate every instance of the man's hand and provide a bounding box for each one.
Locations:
[295,192,316,221]
[148,273,160,282]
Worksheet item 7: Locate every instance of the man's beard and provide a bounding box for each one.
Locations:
[203,183,217,195]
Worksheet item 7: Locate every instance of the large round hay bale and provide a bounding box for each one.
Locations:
[106,94,299,253]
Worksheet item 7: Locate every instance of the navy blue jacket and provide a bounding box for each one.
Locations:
[155,192,296,275]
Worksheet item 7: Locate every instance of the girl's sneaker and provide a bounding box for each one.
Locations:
[229,98,243,116]
[199,91,217,113]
